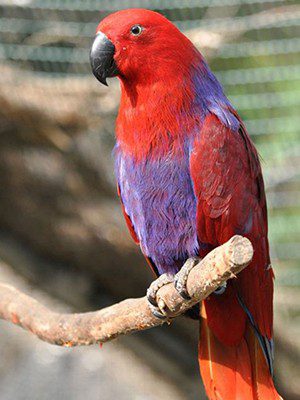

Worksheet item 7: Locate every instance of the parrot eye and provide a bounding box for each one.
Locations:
[130,24,143,36]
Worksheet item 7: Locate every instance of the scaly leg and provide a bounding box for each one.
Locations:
[174,257,199,300]
[146,273,174,319]
[175,256,227,300]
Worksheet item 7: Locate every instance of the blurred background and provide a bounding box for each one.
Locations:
[0,1,299,399]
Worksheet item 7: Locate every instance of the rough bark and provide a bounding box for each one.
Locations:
[0,236,252,346]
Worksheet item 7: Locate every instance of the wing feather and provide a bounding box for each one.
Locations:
[190,113,274,343]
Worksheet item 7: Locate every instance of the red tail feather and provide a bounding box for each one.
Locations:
[199,304,282,400]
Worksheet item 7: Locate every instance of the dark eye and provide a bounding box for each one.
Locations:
[130,24,143,36]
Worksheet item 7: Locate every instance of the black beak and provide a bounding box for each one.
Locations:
[90,32,119,86]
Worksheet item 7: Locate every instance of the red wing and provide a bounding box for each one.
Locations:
[190,113,274,341]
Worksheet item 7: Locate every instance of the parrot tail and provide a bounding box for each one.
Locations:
[198,303,283,400]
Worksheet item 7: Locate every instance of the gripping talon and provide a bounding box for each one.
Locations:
[148,303,168,319]
[214,281,227,295]
[147,290,158,307]
[174,257,200,300]
[146,273,174,319]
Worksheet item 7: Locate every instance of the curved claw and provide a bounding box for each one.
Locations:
[146,273,174,319]
[174,257,200,300]
[214,281,227,295]
[146,289,159,307]
[148,303,169,320]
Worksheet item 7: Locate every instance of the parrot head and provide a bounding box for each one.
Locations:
[90,8,199,87]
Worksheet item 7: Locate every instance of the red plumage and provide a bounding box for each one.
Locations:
[92,8,283,399]
[191,113,273,342]
[191,114,280,399]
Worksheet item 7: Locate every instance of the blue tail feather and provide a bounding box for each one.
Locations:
[237,295,274,376]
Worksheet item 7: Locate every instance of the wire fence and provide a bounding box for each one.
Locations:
[0,0,299,286]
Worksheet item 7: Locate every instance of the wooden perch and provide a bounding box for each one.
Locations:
[0,235,253,347]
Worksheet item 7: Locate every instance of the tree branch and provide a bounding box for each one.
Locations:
[0,235,253,347]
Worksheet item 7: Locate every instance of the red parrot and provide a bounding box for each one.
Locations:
[90,9,282,400]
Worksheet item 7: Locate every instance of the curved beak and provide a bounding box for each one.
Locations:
[90,32,119,86]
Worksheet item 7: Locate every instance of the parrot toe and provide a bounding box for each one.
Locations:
[174,257,200,300]
[146,273,175,319]
[214,281,227,295]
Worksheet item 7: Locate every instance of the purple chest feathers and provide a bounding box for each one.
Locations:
[115,146,199,275]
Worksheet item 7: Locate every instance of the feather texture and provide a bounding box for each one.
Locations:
[97,8,282,399]
[200,304,282,400]
[190,113,274,342]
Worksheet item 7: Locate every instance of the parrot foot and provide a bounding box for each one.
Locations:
[214,281,227,295]
[146,273,174,319]
[174,257,200,300]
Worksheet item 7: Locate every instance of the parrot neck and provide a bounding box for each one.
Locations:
[115,55,237,161]
[116,68,200,160]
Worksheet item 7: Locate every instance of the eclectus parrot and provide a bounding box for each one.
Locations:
[90,9,282,400]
